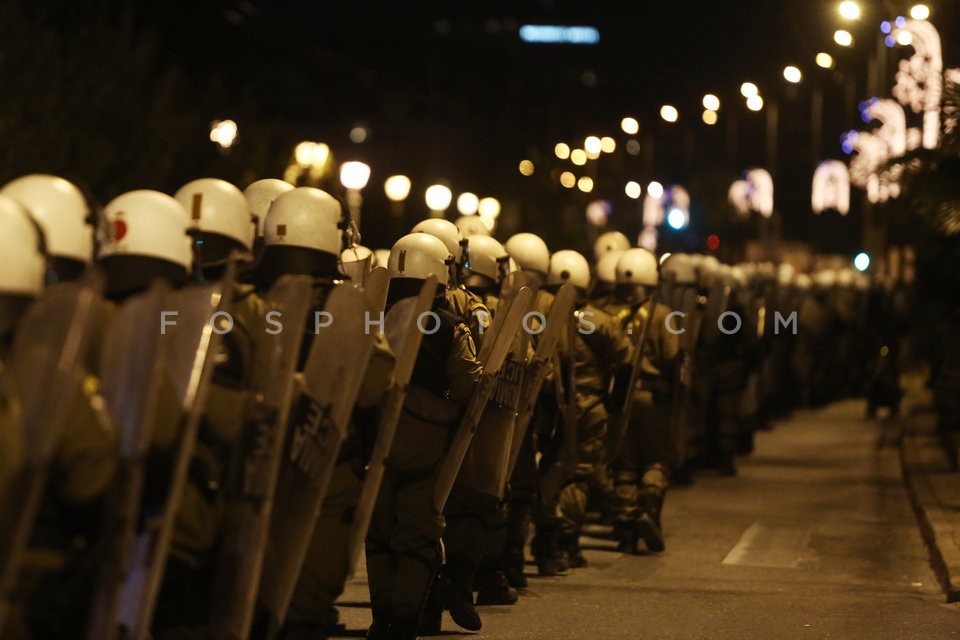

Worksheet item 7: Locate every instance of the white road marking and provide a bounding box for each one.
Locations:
[722,521,812,568]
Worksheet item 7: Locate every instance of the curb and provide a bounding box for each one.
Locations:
[899,405,960,603]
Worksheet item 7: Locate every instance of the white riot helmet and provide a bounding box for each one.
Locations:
[341,245,374,284]
[388,233,450,287]
[661,253,697,286]
[174,178,253,266]
[244,178,294,237]
[615,248,659,287]
[595,250,623,286]
[463,235,509,286]
[255,187,343,281]
[505,233,549,276]
[97,190,192,294]
[1,174,92,267]
[695,254,721,288]
[411,218,464,263]
[593,230,630,261]
[548,250,591,292]
[455,215,491,238]
[0,195,45,297]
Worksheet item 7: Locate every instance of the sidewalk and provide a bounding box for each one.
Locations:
[900,378,960,602]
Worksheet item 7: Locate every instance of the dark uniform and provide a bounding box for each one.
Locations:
[365,297,482,639]
[556,304,631,558]
[607,297,679,552]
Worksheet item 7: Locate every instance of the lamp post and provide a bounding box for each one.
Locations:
[340,161,371,231]
[425,184,453,218]
[384,174,411,238]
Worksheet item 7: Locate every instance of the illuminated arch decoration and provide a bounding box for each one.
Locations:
[728,179,751,218]
[892,19,942,150]
[812,160,851,215]
[745,169,774,218]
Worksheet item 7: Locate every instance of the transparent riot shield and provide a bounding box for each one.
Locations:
[433,286,534,513]
[455,274,536,502]
[345,276,436,578]
[257,283,377,637]
[365,266,390,313]
[85,282,169,640]
[208,275,314,640]
[115,273,235,640]
[0,271,102,634]
[506,283,576,478]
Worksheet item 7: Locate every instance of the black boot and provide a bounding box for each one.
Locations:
[475,568,519,605]
[560,531,587,568]
[615,520,639,555]
[503,547,528,588]
[367,609,393,640]
[532,528,567,576]
[637,494,665,553]
[416,583,442,636]
[392,617,421,640]
[433,566,482,631]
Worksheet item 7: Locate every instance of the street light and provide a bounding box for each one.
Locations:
[519,160,535,176]
[457,192,479,215]
[783,65,802,84]
[660,105,678,123]
[560,171,576,188]
[625,181,642,199]
[746,95,764,111]
[600,136,617,153]
[209,119,238,149]
[702,94,720,111]
[292,141,332,185]
[570,149,587,165]
[816,52,835,68]
[621,117,640,135]
[834,29,854,46]
[555,142,571,159]
[340,161,371,228]
[585,136,603,155]
[838,1,860,20]
[384,175,411,202]
[647,181,664,199]
[425,184,452,215]
[702,109,718,125]
[740,82,759,98]
[577,176,594,192]
[339,161,370,191]
[910,4,930,20]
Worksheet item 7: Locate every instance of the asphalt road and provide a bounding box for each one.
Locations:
[337,400,960,639]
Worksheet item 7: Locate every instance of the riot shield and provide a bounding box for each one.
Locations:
[609,293,660,464]
[505,283,577,478]
[208,275,314,640]
[115,274,235,640]
[365,266,390,313]
[345,276,437,578]
[257,283,377,637]
[85,283,169,640]
[454,276,536,503]
[0,272,102,634]
[433,286,534,513]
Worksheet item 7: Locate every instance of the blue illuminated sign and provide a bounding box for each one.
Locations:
[519,25,600,45]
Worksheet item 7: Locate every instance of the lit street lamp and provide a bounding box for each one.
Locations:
[384,174,411,218]
[425,184,453,217]
[340,161,371,230]
[209,119,238,152]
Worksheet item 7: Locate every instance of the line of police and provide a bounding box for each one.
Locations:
[0,175,896,640]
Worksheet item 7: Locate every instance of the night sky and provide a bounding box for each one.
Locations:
[3,0,958,255]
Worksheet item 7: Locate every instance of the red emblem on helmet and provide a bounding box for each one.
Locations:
[106,211,127,242]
